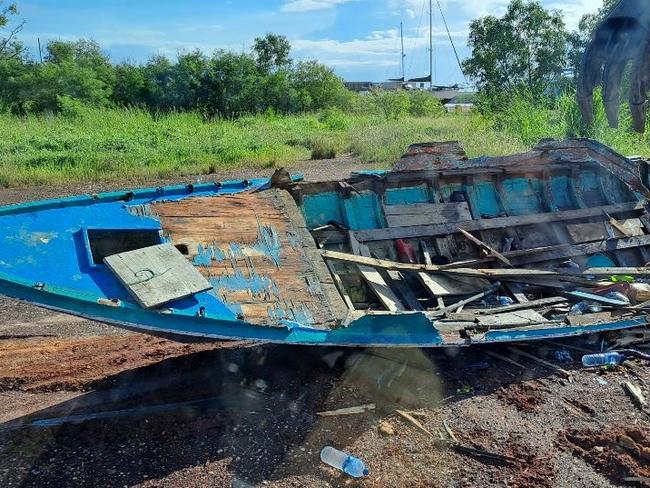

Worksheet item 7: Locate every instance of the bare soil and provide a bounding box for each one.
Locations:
[1,163,649,487]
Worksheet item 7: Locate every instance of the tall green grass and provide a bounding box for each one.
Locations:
[3,92,645,188]
[0,106,524,187]
[482,89,650,157]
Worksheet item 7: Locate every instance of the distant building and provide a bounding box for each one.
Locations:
[344,81,378,93]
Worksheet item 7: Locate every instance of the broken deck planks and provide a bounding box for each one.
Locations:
[321,250,650,280]
[104,243,212,309]
[349,233,405,312]
[353,202,644,242]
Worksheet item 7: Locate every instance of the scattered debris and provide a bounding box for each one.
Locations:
[623,381,647,408]
[378,420,395,436]
[508,347,572,379]
[395,409,433,436]
[320,446,369,478]
[317,403,376,417]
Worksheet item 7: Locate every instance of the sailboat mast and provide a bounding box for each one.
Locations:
[400,21,405,82]
[429,0,433,89]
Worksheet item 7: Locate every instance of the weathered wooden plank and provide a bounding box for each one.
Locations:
[154,190,339,327]
[476,296,567,315]
[321,250,650,280]
[384,202,472,227]
[566,312,614,326]
[416,273,491,296]
[348,233,405,312]
[477,309,547,327]
[566,222,611,243]
[104,244,212,309]
[354,202,644,242]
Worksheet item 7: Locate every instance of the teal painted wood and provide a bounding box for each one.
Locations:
[341,192,384,230]
[302,192,343,228]
[468,180,502,218]
[501,177,545,215]
[550,175,576,210]
[384,186,431,205]
[578,170,607,207]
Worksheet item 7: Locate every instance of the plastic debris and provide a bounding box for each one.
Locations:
[320,446,369,477]
[554,348,573,364]
[582,351,623,367]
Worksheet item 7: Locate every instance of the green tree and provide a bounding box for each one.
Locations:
[253,33,291,72]
[0,1,23,60]
[290,60,348,112]
[112,63,148,106]
[11,40,114,113]
[463,0,568,96]
[202,50,261,117]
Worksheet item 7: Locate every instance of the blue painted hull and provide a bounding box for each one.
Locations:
[0,139,648,346]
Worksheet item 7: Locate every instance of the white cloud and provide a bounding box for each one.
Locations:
[281,0,356,13]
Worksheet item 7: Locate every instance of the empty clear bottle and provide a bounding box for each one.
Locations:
[320,446,369,477]
[582,351,623,367]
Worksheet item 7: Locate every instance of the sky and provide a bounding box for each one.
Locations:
[12,0,602,85]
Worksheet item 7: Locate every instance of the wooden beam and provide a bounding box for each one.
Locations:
[428,282,501,317]
[321,249,650,280]
[348,233,405,312]
[457,228,512,266]
[353,202,644,242]
[476,296,567,315]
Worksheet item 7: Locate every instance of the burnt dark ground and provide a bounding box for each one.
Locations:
[1,163,650,487]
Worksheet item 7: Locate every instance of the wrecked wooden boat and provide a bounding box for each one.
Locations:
[1,139,650,347]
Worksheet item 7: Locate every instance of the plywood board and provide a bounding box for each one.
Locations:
[104,243,212,309]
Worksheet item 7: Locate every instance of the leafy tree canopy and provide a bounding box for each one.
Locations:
[463,0,568,96]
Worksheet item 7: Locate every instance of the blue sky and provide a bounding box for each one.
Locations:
[14,0,601,85]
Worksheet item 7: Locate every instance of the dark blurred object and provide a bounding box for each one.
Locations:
[578,0,650,132]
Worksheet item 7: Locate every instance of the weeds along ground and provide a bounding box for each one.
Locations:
[1,94,649,187]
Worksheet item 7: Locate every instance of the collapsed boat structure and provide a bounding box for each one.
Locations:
[1,139,650,346]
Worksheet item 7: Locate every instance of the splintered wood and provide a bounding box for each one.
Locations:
[152,190,341,328]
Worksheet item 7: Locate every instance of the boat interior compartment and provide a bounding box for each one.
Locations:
[284,139,650,342]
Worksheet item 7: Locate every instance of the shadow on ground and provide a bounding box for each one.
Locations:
[0,340,590,487]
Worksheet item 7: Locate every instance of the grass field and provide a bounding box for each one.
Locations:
[1,100,649,187]
[0,107,526,187]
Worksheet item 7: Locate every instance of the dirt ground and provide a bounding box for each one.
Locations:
[1,160,649,487]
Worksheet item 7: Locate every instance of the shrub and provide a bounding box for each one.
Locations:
[372,90,410,120]
[310,135,337,159]
[407,91,444,117]
[318,108,348,130]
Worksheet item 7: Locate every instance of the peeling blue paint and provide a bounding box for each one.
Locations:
[501,178,544,215]
[253,223,282,266]
[193,244,213,266]
[341,192,383,230]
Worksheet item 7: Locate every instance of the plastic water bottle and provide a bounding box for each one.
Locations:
[320,446,369,477]
[581,351,624,367]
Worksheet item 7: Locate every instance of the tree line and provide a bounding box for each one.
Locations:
[0,4,352,117]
